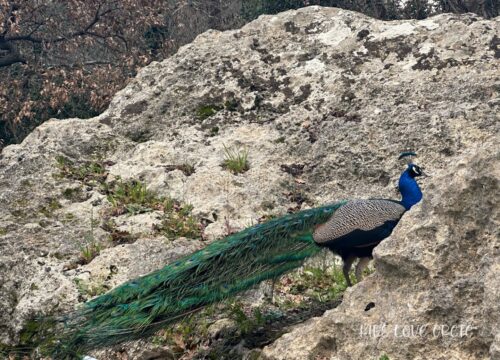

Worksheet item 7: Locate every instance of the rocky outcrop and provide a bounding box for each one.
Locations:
[261,141,499,360]
[0,6,498,359]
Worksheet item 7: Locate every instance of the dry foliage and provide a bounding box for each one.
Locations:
[0,0,497,146]
[0,0,242,144]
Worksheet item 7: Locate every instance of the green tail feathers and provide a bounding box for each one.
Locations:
[13,201,346,358]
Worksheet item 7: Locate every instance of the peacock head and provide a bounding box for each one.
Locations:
[398,152,427,178]
[406,163,425,178]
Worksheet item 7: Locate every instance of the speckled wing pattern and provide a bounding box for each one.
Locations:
[313,199,406,245]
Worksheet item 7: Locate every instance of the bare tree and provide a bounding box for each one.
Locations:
[438,0,499,18]
[0,0,242,144]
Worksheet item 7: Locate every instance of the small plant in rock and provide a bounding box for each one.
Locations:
[79,236,101,265]
[38,198,62,218]
[228,301,267,335]
[78,210,101,265]
[155,199,201,239]
[224,99,239,112]
[281,264,348,304]
[55,155,73,169]
[62,186,88,202]
[274,136,286,144]
[106,179,161,216]
[196,104,223,119]
[14,318,57,357]
[62,213,76,224]
[177,163,196,176]
[260,200,276,211]
[102,177,201,239]
[209,126,219,137]
[151,308,213,354]
[55,155,108,185]
[222,144,249,174]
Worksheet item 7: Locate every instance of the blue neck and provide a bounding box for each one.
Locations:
[398,169,422,210]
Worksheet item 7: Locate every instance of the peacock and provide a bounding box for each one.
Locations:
[12,153,425,359]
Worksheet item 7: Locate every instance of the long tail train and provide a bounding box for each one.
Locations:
[5,202,346,358]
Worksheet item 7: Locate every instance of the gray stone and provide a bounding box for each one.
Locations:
[208,318,240,339]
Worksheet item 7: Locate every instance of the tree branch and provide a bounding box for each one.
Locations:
[48,60,115,68]
[5,4,114,44]
[0,36,25,67]
[0,50,24,67]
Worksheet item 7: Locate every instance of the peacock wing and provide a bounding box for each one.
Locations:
[312,199,406,248]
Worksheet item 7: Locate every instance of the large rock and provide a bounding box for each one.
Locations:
[261,141,499,359]
[0,5,498,358]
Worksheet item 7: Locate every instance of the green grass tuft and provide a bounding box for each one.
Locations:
[105,179,162,216]
[55,156,107,185]
[79,241,101,265]
[78,210,102,265]
[151,308,212,354]
[285,264,348,303]
[196,104,223,119]
[62,186,87,202]
[102,178,201,239]
[222,144,249,174]
[228,301,267,335]
[38,198,62,218]
[16,318,57,356]
[155,199,201,239]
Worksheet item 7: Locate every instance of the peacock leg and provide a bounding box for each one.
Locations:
[342,255,356,287]
[355,257,371,283]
